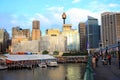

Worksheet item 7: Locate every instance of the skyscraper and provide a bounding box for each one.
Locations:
[86,16,100,50]
[32,20,41,40]
[0,29,9,53]
[11,27,30,53]
[46,29,60,36]
[101,12,120,47]
[78,22,86,51]
[62,24,80,52]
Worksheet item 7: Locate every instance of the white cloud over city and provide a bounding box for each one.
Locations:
[72,0,81,3]
[1,0,119,36]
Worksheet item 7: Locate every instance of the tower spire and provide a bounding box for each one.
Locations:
[62,12,66,24]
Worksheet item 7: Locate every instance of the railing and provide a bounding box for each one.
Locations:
[84,56,94,80]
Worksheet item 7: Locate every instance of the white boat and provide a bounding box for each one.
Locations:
[0,65,8,70]
[47,61,58,67]
[38,63,47,68]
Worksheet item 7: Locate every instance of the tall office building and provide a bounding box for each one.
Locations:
[86,16,100,50]
[39,35,67,53]
[11,27,30,52]
[78,22,86,51]
[62,24,80,51]
[12,27,30,39]
[32,20,41,40]
[46,29,60,36]
[101,12,120,47]
[0,29,9,53]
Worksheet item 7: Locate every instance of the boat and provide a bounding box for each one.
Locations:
[38,63,47,68]
[0,65,8,70]
[47,61,58,67]
[0,58,8,70]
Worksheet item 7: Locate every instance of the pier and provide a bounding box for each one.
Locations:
[57,56,88,63]
[1,54,57,70]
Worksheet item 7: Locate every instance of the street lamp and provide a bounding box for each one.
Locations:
[105,40,108,58]
[62,12,66,24]
[99,43,103,59]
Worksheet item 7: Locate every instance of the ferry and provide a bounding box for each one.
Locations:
[0,58,8,70]
[38,62,47,68]
[47,61,58,67]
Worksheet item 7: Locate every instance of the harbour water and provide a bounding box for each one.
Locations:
[0,63,86,80]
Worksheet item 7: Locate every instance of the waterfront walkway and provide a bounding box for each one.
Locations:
[94,57,120,80]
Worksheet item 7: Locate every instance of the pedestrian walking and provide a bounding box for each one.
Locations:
[95,55,98,67]
[92,55,96,69]
[118,52,120,69]
[107,54,111,65]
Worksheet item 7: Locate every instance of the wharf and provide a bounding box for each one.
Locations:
[57,56,88,63]
[94,57,120,80]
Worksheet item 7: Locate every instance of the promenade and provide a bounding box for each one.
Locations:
[94,57,120,80]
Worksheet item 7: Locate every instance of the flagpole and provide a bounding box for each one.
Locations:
[87,41,90,56]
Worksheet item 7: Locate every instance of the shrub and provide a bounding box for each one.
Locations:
[42,50,49,54]
[53,51,59,55]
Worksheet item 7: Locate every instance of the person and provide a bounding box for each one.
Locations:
[118,54,120,69]
[102,53,107,65]
[95,55,98,67]
[107,54,111,65]
[92,55,96,69]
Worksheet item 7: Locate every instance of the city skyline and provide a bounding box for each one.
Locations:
[0,0,120,36]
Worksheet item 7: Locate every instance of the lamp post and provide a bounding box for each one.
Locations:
[118,41,120,69]
[100,43,103,59]
[105,40,108,58]
[62,12,66,24]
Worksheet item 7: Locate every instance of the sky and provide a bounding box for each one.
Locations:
[0,0,120,36]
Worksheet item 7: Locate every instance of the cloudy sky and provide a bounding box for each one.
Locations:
[0,0,120,36]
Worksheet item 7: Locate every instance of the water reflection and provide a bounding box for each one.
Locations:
[0,63,86,80]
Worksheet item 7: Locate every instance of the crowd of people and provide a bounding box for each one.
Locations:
[92,53,112,69]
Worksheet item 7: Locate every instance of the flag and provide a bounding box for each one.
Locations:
[87,41,90,55]
[87,41,90,50]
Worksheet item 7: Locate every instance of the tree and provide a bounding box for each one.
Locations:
[53,51,59,55]
[42,50,49,54]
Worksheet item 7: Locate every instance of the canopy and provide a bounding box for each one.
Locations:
[6,54,56,61]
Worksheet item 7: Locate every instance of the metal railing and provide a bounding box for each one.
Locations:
[84,56,94,80]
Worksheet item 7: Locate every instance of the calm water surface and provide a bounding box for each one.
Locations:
[0,63,86,80]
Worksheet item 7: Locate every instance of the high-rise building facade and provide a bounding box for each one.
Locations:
[32,20,41,40]
[12,27,30,44]
[39,35,67,53]
[11,27,30,53]
[0,29,9,53]
[46,29,60,36]
[86,16,100,49]
[12,40,40,53]
[62,24,80,51]
[101,12,120,47]
[78,22,86,51]
[12,27,30,39]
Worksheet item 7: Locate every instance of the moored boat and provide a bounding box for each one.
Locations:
[0,65,8,70]
[47,61,58,67]
[38,63,47,68]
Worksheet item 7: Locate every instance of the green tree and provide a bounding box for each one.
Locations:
[42,50,49,54]
[53,51,59,55]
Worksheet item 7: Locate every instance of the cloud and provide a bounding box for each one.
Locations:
[72,0,81,3]
[11,14,18,19]
[66,8,101,29]
[10,6,102,35]
[47,6,64,13]
[109,3,119,7]
[30,13,50,25]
